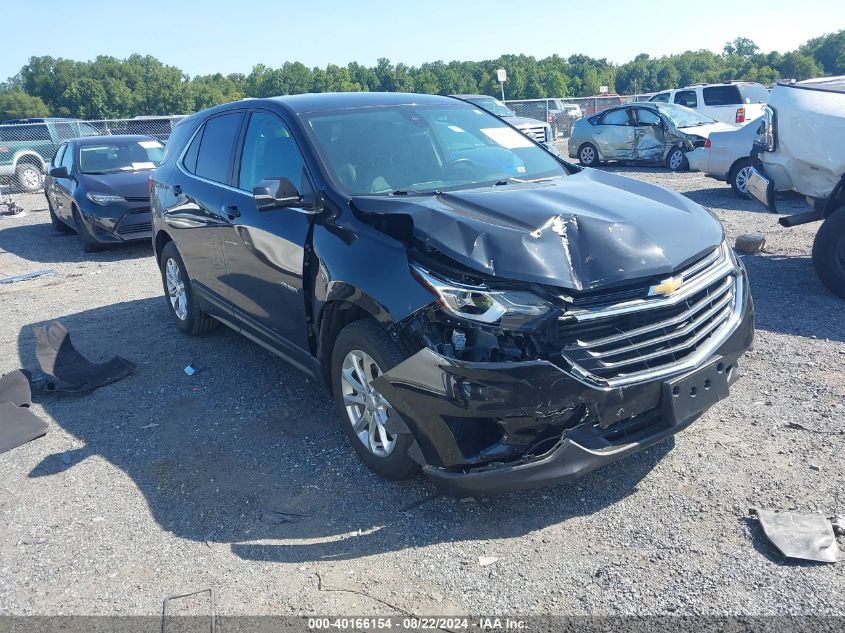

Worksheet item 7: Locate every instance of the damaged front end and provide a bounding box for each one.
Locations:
[371,241,754,496]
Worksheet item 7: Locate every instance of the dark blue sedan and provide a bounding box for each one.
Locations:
[44,135,163,252]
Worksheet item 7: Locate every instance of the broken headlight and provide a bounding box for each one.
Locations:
[411,264,554,328]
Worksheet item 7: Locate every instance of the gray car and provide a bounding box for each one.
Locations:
[568,103,734,171]
[451,94,558,155]
[686,117,763,196]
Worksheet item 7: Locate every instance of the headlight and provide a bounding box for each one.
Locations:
[411,264,554,328]
[86,192,125,205]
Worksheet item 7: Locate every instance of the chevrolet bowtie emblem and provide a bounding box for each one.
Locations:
[648,275,684,297]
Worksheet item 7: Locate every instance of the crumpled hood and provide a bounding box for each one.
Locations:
[81,170,152,199]
[677,121,736,138]
[352,169,723,291]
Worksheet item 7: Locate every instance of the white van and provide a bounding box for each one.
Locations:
[649,82,769,126]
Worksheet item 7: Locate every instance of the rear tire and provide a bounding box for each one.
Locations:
[159,241,219,334]
[331,320,418,480]
[72,206,102,253]
[729,158,753,198]
[15,163,43,193]
[666,146,689,172]
[47,199,72,233]
[578,143,599,167]
[812,206,845,299]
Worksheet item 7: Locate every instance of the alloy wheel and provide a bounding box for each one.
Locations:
[165,258,188,321]
[669,149,684,170]
[734,165,753,193]
[340,349,396,457]
[580,146,595,165]
[19,166,41,190]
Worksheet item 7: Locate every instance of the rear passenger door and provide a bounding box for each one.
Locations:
[218,109,315,356]
[593,108,635,159]
[166,110,244,314]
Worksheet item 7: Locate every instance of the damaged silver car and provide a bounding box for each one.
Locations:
[568,102,735,171]
[151,92,755,496]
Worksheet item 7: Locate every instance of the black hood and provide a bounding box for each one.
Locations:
[351,169,724,291]
[80,170,152,199]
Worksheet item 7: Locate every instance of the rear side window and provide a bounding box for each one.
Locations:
[702,85,742,106]
[673,90,698,108]
[192,111,243,184]
[53,122,76,141]
[0,124,51,142]
[161,119,196,164]
[738,84,770,104]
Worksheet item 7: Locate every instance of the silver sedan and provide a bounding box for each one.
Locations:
[685,117,763,197]
[568,103,734,171]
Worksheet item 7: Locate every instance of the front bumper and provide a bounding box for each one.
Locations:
[373,283,754,496]
[79,199,153,243]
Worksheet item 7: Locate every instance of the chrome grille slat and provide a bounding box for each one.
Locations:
[595,303,733,369]
[582,280,735,358]
[557,243,743,387]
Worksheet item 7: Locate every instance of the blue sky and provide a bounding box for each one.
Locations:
[3,0,842,80]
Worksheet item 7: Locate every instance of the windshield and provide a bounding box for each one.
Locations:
[78,139,164,174]
[304,104,567,196]
[465,97,516,118]
[654,103,716,128]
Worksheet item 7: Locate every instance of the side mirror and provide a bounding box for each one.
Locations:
[253,177,301,211]
[49,166,69,178]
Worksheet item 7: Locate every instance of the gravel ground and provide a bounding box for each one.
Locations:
[0,163,843,620]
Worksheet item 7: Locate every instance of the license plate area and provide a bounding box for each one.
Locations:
[662,358,730,425]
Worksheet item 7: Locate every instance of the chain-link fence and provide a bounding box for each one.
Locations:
[0,116,185,193]
[505,95,639,139]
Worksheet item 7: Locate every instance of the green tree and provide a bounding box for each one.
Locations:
[0,90,50,119]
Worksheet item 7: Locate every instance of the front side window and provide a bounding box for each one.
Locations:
[53,122,76,141]
[635,108,661,126]
[305,104,566,195]
[52,144,67,167]
[238,111,307,193]
[59,143,74,171]
[600,109,631,126]
[673,90,698,108]
[78,139,164,175]
[649,92,671,103]
[192,111,243,184]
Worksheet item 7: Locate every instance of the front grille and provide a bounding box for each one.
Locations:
[521,125,547,143]
[117,222,152,235]
[556,244,741,386]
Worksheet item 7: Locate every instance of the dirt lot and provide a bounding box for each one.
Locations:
[1,164,843,620]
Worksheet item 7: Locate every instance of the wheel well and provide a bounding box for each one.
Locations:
[15,154,43,169]
[727,157,751,180]
[823,176,845,218]
[155,231,173,262]
[317,300,372,386]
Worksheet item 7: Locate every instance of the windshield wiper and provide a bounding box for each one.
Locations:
[494,177,557,186]
[390,189,441,196]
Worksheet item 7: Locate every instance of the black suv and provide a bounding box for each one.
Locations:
[151,92,754,495]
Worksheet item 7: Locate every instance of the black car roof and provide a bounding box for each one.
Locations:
[71,134,159,146]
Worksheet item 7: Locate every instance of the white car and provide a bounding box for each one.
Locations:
[686,117,763,196]
[649,82,769,126]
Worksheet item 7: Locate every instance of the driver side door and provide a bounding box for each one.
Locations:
[218,109,315,357]
[593,108,635,160]
[632,108,667,161]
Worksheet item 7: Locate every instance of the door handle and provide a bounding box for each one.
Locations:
[224,205,241,220]
[172,184,182,195]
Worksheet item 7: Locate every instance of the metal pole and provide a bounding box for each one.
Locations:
[501,81,505,101]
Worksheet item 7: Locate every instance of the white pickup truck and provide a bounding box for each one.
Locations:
[747,76,845,298]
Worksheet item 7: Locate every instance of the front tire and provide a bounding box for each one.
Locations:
[666,146,689,172]
[729,158,753,197]
[15,163,43,193]
[47,198,72,233]
[159,241,218,334]
[331,320,418,480]
[812,206,845,299]
[72,206,102,253]
[578,143,599,167]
